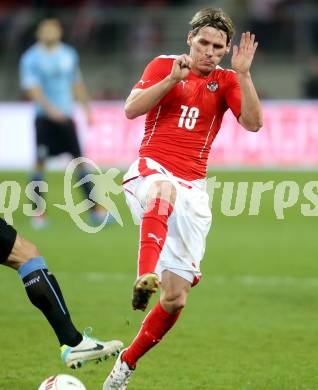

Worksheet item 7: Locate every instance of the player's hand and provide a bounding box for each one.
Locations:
[47,107,68,123]
[169,54,193,83]
[231,32,258,75]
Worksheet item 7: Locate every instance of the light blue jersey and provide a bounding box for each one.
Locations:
[20,43,81,117]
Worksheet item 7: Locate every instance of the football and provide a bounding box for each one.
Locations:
[38,374,86,390]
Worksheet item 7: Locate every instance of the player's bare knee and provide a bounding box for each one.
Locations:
[158,181,177,204]
[149,181,177,205]
[161,298,186,313]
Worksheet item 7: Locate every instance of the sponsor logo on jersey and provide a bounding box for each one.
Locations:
[207,81,219,92]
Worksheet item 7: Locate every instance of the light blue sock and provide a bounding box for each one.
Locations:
[18,256,48,279]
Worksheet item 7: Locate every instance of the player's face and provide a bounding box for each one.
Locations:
[37,21,62,47]
[188,26,229,76]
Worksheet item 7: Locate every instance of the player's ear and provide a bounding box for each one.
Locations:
[187,31,193,47]
[225,40,231,54]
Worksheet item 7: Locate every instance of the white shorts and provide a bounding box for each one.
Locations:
[123,157,212,284]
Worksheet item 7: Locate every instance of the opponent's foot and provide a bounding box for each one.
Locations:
[132,272,160,311]
[61,328,123,369]
[103,350,134,390]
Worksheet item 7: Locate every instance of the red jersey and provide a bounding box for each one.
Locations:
[133,55,241,181]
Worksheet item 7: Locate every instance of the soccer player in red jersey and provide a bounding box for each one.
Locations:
[104,7,262,388]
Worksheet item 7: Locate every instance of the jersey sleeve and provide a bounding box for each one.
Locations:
[224,71,241,119]
[19,52,40,90]
[133,57,172,90]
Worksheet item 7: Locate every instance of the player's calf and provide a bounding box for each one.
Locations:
[4,235,40,270]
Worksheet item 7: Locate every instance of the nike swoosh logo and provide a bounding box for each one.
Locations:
[70,343,104,354]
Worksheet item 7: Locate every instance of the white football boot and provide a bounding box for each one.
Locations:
[61,328,123,369]
[103,350,134,389]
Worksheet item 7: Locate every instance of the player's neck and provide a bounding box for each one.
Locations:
[40,42,60,51]
[190,66,214,78]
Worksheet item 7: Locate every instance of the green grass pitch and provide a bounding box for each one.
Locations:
[0,170,317,390]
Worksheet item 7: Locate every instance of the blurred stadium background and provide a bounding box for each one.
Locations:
[0,0,318,100]
[1,0,318,169]
[1,1,318,390]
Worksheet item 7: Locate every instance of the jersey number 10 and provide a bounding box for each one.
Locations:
[178,105,199,130]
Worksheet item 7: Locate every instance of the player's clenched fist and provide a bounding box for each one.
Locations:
[169,54,193,83]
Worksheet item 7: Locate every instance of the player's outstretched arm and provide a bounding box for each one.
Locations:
[231,32,263,132]
[125,54,192,119]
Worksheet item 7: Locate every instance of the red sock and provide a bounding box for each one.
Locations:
[122,302,181,368]
[138,198,174,276]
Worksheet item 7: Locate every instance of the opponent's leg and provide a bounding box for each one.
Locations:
[3,233,123,368]
[5,235,82,347]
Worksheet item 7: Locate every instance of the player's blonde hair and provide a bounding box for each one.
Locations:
[189,8,235,44]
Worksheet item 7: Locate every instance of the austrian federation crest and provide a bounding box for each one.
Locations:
[207,81,219,92]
